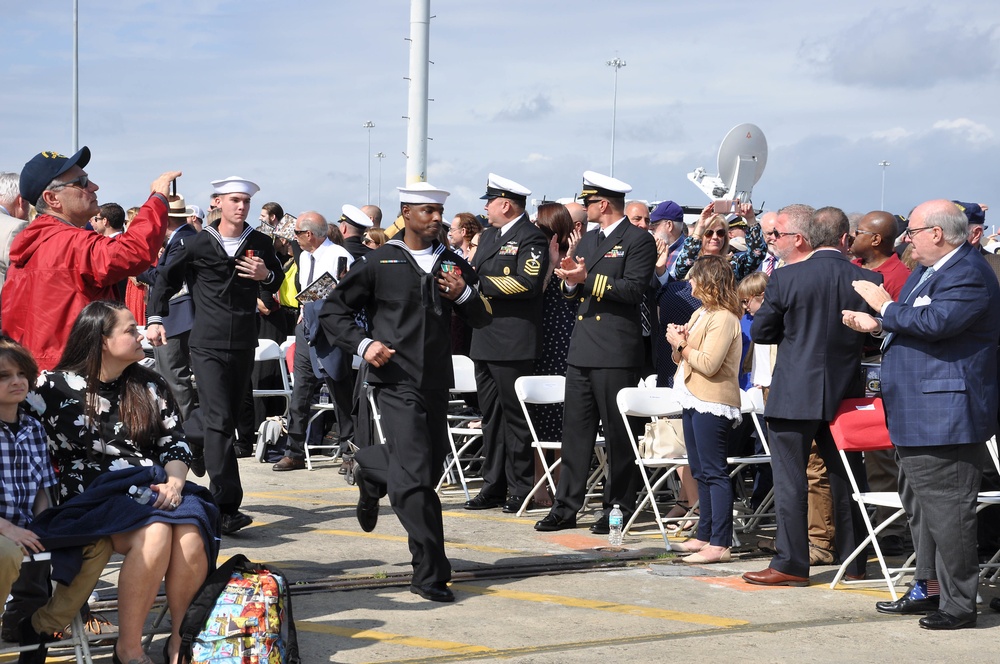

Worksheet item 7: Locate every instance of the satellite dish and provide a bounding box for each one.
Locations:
[687,123,768,203]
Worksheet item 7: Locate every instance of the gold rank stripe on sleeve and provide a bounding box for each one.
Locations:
[593,273,612,301]
[485,275,528,295]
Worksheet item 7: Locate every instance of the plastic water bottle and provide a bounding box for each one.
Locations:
[608,504,624,547]
[127,485,158,505]
[319,384,331,406]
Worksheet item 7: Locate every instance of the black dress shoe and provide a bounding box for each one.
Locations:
[990,597,1000,613]
[234,445,254,458]
[220,511,253,535]
[878,534,909,557]
[919,610,976,630]
[875,594,940,615]
[590,515,610,535]
[503,496,526,513]
[465,493,505,510]
[355,467,379,532]
[272,456,305,471]
[410,582,455,602]
[534,513,577,532]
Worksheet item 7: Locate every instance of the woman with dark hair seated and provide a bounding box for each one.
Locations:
[28,300,217,664]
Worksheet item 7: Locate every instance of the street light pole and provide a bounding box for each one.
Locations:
[606,56,626,177]
[878,160,891,210]
[363,121,375,204]
[375,152,386,207]
[72,0,79,151]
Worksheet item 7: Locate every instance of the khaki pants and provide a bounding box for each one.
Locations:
[0,536,114,636]
[806,441,835,551]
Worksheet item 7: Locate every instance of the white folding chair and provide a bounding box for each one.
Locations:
[436,355,484,500]
[729,388,775,533]
[828,404,914,599]
[616,387,689,550]
[252,339,293,418]
[513,375,607,517]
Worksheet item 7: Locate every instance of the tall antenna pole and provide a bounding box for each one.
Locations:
[72,0,79,151]
[878,160,891,210]
[405,0,430,184]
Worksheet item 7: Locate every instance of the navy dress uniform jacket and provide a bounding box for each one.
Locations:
[565,220,657,368]
[469,215,548,362]
[148,221,284,350]
[318,239,492,389]
[138,223,197,338]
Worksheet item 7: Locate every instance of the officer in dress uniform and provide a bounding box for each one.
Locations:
[339,204,374,260]
[147,176,284,535]
[319,182,491,602]
[464,174,548,513]
[534,171,657,533]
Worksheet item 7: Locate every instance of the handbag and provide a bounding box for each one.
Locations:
[638,417,687,459]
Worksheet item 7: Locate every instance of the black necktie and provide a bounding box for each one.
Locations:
[598,230,606,243]
[307,253,316,285]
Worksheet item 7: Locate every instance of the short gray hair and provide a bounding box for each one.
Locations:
[0,172,19,208]
[926,203,969,247]
[778,204,815,244]
[299,212,328,237]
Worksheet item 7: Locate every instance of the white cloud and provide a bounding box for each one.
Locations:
[523,153,551,163]
[931,119,995,144]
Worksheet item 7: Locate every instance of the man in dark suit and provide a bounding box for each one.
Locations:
[535,171,657,533]
[138,195,198,420]
[465,174,548,513]
[844,199,1000,629]
[743,205,879,587]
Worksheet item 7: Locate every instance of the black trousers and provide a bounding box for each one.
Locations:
[190,346,254,514]
[375,384,451,587]
[474,359,535,499]
[766,418,867,578]
[152,330,196,421]
[551,365,641,520]
[285,324,354,459]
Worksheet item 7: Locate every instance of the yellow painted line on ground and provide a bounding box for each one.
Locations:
[450,582,748,627]
[311,529,522,555]
[440,510,527,524]
[295,622,495,656]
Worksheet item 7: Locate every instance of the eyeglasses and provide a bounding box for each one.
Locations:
[852,229,877,238]
[293,229,310,236]
[50,175,90,191]
[904,226,935,238]
[703,229,726,239]
[764,230,798,239]
[583,198,605,208]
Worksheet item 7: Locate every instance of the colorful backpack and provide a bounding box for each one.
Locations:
[179,554,300,664]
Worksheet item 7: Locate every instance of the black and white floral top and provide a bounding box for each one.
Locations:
[27,370,192,502]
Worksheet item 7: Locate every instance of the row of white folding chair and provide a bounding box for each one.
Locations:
[512,375,607,517]
[729,388,775,533]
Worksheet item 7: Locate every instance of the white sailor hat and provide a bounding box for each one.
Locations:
[398,181,449,205]
[579,170,632,201]
[340,204,373,229]
[480,173,531,204]
[211,176,260,197]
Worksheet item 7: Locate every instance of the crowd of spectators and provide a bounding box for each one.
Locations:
[1,142,999,663]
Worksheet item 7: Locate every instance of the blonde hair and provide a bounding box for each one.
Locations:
[737,271,769,301]
[699,214,731,257]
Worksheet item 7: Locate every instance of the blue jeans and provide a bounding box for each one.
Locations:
[682,408,734,546]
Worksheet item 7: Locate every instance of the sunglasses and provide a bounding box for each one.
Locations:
[764,230,798,239]
[51,175,90,191]
[293,229,310,236]
[703,229,726,239]
[583,198,605,208]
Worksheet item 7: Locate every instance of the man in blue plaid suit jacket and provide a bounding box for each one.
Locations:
[844,199,1000,630]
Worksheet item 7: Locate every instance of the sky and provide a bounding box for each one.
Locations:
[3,1,999,223]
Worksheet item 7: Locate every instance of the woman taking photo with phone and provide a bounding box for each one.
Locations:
[665,255,743,563]
[671,202,767,281]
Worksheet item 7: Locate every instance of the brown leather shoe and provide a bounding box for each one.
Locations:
[742,567,810,587]
[272,456,305,471]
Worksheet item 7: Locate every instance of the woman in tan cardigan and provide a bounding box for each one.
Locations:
[665,255,743,563]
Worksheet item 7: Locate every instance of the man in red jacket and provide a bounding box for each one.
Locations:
[1,147,176,369]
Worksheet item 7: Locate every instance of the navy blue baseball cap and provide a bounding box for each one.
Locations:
[952,200,986,224]
[650,200,684,223]
[20,146,91,206]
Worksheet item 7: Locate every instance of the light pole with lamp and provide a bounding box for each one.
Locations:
[607,56,626,177]
[363,121,375,204]
[878,160,890,211]
[375,152,386,208]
